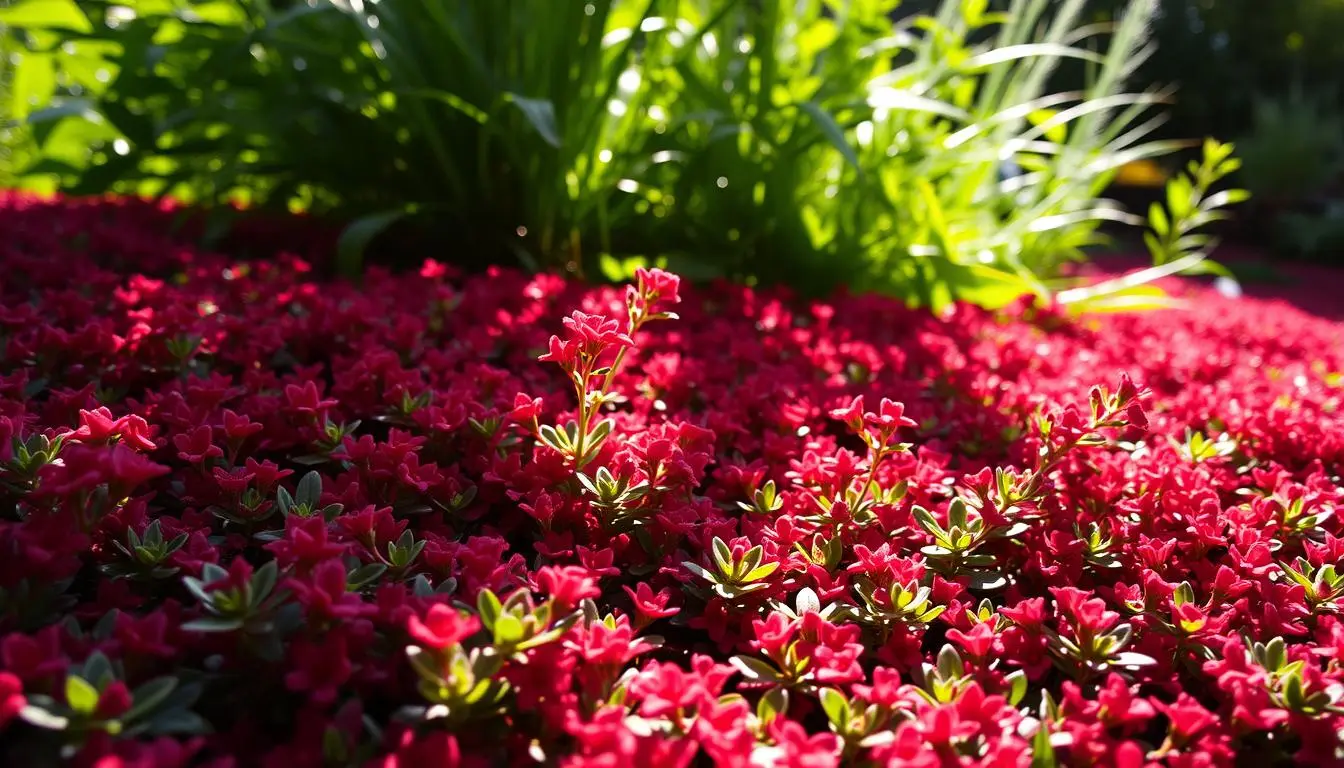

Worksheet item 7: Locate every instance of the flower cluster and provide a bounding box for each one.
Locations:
[1,193,1344,765]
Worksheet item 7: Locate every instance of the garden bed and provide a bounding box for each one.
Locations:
[1,194,1343,766]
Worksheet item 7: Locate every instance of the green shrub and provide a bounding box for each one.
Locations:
[1223,87,1344,261]
[1079,0,1344,144]
[1,0,1240,309]
[1237,88,1344,208]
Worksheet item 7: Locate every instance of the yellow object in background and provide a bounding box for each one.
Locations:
[1115,159,1169,188]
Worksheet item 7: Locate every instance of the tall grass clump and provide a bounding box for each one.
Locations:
[0,0,1243,309]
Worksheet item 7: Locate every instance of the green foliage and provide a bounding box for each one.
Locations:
[1115,0,1344,144]
[1071,1,1344,265]
[1057,139,1247,312]
[1238,88,1344,207]
[1,0,1240,308]
[1230,87,1344,261]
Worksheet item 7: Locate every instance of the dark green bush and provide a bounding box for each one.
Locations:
[1079,0,1344,143]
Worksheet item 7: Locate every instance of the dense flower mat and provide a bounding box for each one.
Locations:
[2,194,1344,767]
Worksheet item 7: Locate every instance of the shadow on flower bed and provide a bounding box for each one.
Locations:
[1,194,1344,765]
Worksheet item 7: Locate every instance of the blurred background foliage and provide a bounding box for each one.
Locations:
[1082,0,1344,261]
[0,0,1267,309]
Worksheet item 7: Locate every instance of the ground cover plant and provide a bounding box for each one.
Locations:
[1,193,1344,765]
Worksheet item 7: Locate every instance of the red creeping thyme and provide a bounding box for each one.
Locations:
[1,193,1344,765]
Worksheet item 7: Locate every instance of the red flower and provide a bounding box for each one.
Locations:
[284,381,338,418]
[864,398,917,431]
[67,408,157,451]
[380,729,461,768]
[93,680,133,719]
[173,425,223,464]
[406,603,480,650]
[284,633,352,704]
[946,622,997,661]
[288,559,377,622]
[829,395,865,431]
[0,673,24,729]
[535,565,601,613]
[622,583,679,625]
[266,515,347,572]
[635,267,681,307]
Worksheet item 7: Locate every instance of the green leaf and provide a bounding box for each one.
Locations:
[26,99,100,147]
[181,576,213,605]
[683,561,716,582]
[336,209,411,279]
[64,675,100,715]
[125,677,177,723]
[1112,651,1157,668]
[180,616,245,633]
[866,88,970,121]
[144,708,212,736]
[912,506,943,535]
[1006,669,1028,706]
[930,262,1037,312]
[505,94,561,148]
[296,471,322,510]
[1062,284,1180,314]
[346,563,387,590]
[936,644,965,679]
[729,655,781,683]
[1031,722,1057,768]
[494,614,525,645]
[711,537,733,575]
[744,562,780,582]
[10,51,55,122]
[757,686,788,725]
[81,652,114,689]
[818,687,851,727]
[799,101,860,172]
[477,589,502,631]
[0,0,93,32]
[250,560,279,605]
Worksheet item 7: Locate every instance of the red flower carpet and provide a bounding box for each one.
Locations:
[2,194,1343,767]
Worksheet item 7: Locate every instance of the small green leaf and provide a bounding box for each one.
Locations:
[296,471,322,510]
[683,562,716,582]
[1006,669,1028,706]
[799,101,860,172]
[144,709,212,736]
[250,560,279,605]
[505,94,562,148]
[65,675,100,715]
[478,590,502,631]
[757,686,788,725]
[744,562,780,582]
[1112,651,1157,668]
[494,614,525,645]
[0,0,93,32]
[125,677,177,723]
[181,616,246,633]
[347,563,387,591]
[1031,722,1057,767]
[818,687,851,727]
[711,537,734,575]
[729,655,782,683]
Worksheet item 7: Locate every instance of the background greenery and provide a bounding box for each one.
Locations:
[0,0,1253,308]
[1082,0,1344,260]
